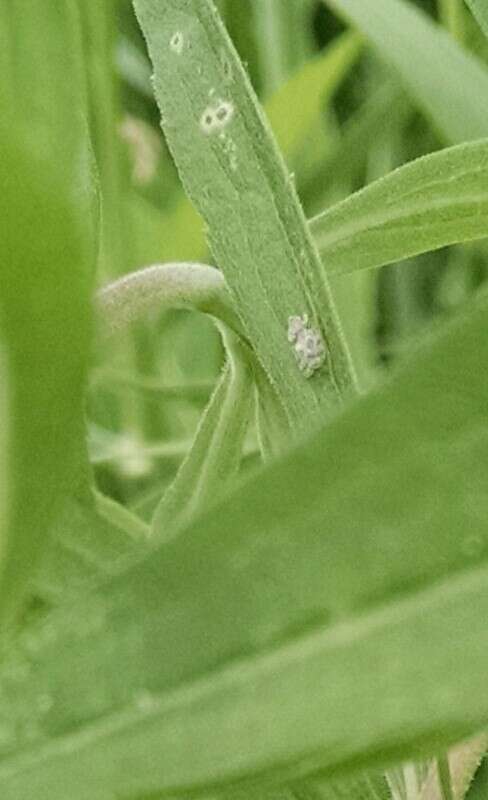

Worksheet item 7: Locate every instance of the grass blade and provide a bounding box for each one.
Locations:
[265,31,361,173]
[33,489,149,603]
[2,289,488,795]
[132,0,357,434]
[322,0,488,144]
[465,755,488,799]
[417,737,488,800]
[152,331,254,541]
[464,1,488,41]
[310,139,488,276]
[0,2,96,628]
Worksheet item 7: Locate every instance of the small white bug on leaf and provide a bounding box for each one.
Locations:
[287,313,326,378]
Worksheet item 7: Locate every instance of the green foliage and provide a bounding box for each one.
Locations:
[1,0,488,798]
[465,0,488,40]
[322,0,488,144]
[132,0,356,434]
[0,3,97,627]
[2,270,488,799]
[311,139,488,276]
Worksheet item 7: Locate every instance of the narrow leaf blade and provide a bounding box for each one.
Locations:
[2,293,488,795]
[132,0,356,432]
[322,0,488,144]
[310,139,488,276]
[0,2,96,626]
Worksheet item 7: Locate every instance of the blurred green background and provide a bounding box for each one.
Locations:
[84,0,488,517]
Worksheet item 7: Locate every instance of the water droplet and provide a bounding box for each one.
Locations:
[169,31,184,55]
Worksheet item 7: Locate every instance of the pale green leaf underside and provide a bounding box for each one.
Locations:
[311,138,488,276]
[133,0,356,432]
[2,288,488,797]
[322,0,488,144]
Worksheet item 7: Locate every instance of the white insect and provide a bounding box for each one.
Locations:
[200,99,234,135]
[287,313,326,378]
[169,31,184,54]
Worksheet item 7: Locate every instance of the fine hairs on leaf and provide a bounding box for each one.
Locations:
[97,261,244,339]
[310,138,488,276]
[3,0,488,798]
[98,260,260,541]
[132,0,357,436]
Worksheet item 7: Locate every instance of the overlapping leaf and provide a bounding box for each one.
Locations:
[0,2,97,626]
[322,0,488,144]
[132,0,356,433]
[1,286,488,797]
[311,138,488,276]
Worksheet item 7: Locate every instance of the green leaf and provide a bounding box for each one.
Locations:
[251,0,320,97]
[132,0,356,433]
[0,2,96,627]
[416,737,488,800]
[33,488,149,604]
[2,287,488,796]
[97,262,242,340]
[131,771,391,800]
[465,756,488,799]
[439,0,466,42]
[265,31,362,168]
[322,0,488,144]
[305,80,410,214]
[132,28,361,270]
[79,0,130,279]
[310,138,488,277]
[293,772,392,800]
[152,330,255,540]
[465,0,488,41]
